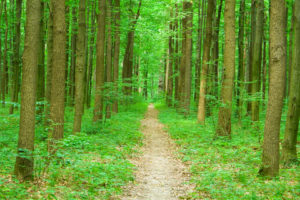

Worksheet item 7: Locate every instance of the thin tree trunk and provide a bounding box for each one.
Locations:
[197,0,215,123]
[260,0,286,177]
[105,0,113,119]
[1,0,8,107]
[44,2,53,127]
[250,0,264,122]
[182,1,193,115]
[216,0,236,136]
[0,1,3,107]
[73,0,86,133]
[237,0,245,119]
[167,8,174,107]
[9,0,22,114]
[282,0,300,165]
[14,0,41,181]
[68,7,77,107]
[86,1,96,109]
[93,0,106,122]
[112,0,121,113]
[36,1,46,116]
[122,0,142,96]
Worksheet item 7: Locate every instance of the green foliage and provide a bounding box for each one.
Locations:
[156,103,299,200]
[0,102,148,199]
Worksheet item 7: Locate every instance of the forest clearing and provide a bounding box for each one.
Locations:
[0,0,299,199]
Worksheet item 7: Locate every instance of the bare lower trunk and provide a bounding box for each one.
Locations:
[14,0,41,181]
[282,0,300,165]
[260,0,286,177]
[73,0,86,133]
[216,0,236,137]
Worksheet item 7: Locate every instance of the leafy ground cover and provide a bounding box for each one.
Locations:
[0,102,147,199]
[156,103,299,200]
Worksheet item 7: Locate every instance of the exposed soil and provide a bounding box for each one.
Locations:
[119,104,192,200]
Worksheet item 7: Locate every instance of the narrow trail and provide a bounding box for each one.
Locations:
[120,104,192,200]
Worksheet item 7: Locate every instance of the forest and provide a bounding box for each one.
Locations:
[0,0,299,199]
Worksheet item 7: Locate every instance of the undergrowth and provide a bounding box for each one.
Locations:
[0,102,148,199]
[156,103,299,200]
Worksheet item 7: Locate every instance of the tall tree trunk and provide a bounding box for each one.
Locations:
[212,0,223,98]
[68,6,77,107]
[49,0,66,152]
[237,0,245,119]
[105,0,113,119]
[9,0,22,114]
[45,2,53,127]
[86,1,96,109]
[174,3,180,105]
[0,1,3,107]
[250,0,264,122]
[282,0,300,165]
[166,8,174,107]
[93,0,106,122]
[216,0,236,136]
[179,1,193,115]
[122,0,142,96]
[197,0,215,123]
[112,0,121,113]
[36,1,46,116]
[14,0,41,181]
[194,0,205,104]
[1,0,8,107]
[259,0,286,177]
[73,0,86,133]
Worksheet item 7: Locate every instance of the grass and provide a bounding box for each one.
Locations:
[0,102,148,199]
[156,103,299,200]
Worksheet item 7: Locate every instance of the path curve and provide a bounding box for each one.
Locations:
[120,104,191,200]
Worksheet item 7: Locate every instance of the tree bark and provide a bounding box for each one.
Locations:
[260,0,286,177]
[282,0,300,165]
[197,0,215,123]
[93,0,106,122]
[237,0,245,119]
[250,0,264,122]
[36,1,46,116]
[45,3,53,127]
[49,0,66,152]
[112,0,121,113]
[216,0,236,136]
[166,8,174,107]
[105,0,113,119]
[14,0,41,181]
[73,0,86,133]
[122,0,142,96]
[9,0,22,114]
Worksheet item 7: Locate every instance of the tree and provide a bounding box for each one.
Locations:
[9,0,22,114]
[216,0,236,136]
[179,0,193,115]
[14,0,41,181]
[93,0,106,122]
[112,0,121,113]
[105,0,113,119]
[49,0,66,152]
[197,0,216,123]
[166,7,174,107]
[122,0,142,96]
[282,0,300,165]
[237,0,245,119]
[259,0,286,177]
[250,0,264,122]
[73,0,86,133]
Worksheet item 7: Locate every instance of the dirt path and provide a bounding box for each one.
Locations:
[120,104,191,200]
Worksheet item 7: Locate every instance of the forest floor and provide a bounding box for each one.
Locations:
[119,104,192,200]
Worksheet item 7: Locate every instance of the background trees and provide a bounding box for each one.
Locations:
[0,0,298,193]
